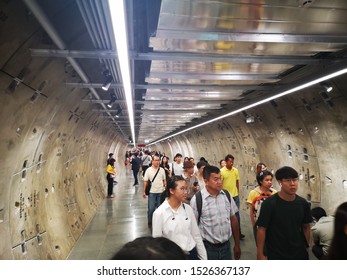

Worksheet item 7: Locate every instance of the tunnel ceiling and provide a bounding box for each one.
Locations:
[25,0,347,145]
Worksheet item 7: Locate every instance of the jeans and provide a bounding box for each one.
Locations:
[133,169,139,185]
[106,174,113,196]
[233,195,241,233]
[148,192,162,225]
[203,240,232,260]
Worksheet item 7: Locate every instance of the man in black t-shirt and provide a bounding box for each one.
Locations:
[256,166,313,260]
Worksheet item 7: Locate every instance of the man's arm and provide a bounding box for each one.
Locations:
[303,223,311,248]
[230,214,241,260]
[152,210,162,237]
[143,181,148,198]
[257,226,267,260]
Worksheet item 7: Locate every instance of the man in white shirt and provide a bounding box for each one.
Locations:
[190,165,241,260]
[143,155,166,228]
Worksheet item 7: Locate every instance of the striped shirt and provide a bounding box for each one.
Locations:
[190,188,238,244]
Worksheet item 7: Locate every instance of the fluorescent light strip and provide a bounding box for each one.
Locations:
[149,68,347,146]
[108,0,136,146]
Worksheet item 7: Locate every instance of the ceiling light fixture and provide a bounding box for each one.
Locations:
[108,0,136,146]
[102,70,113,91]
[246,116,255,124]
[148,68,347,146]
[320,81,333,92]
[242,111,255,123]
[107,93,117,108]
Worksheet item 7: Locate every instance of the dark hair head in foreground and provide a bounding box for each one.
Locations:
[275,166,298,180]
[326,202,347,260]
[311,207,327,222]
[111,236,187,260]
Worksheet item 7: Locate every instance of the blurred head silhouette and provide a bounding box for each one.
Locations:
[326,202,347,259]
[111,236,187,260]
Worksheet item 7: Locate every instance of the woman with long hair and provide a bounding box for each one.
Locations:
[160,155,172,182]
[326,202,347,259]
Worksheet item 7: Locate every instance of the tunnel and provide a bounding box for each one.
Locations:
[0,0,347,260]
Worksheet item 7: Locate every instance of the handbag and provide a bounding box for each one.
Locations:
[145,168,160,195]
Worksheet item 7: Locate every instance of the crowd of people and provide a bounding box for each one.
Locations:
[109,149,347,260]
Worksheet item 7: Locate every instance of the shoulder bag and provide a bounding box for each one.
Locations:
[145,168,160,195]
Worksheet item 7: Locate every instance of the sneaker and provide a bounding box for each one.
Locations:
[240,233,245,239]
[107,194,115,198]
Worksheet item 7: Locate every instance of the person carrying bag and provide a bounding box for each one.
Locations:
[142,155,167,229]
[145,168,160,195]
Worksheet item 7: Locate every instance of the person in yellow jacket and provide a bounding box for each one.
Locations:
[106,158,116,198]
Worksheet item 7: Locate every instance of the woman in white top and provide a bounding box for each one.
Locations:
[196,160,208,190]
[152,176,207,260]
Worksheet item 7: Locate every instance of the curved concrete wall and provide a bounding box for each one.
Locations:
[153,82,347,217]
[1,1,347,260]
[0,21,128,258]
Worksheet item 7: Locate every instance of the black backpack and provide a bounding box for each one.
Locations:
[195,189,232,224]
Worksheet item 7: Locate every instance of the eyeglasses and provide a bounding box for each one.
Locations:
[282,178,299,183]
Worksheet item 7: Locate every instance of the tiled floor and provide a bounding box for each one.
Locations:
[67,169,314,260]
[67,169,150,259]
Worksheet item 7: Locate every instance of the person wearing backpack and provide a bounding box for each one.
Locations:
[141,150,152,178]
[190,165,241,260]
[247,170,277,244]
[220,154,245,239]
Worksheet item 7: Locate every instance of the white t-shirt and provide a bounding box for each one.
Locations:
[311,215,334,255]
[172,162,183,176]
[144,166,166,193]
